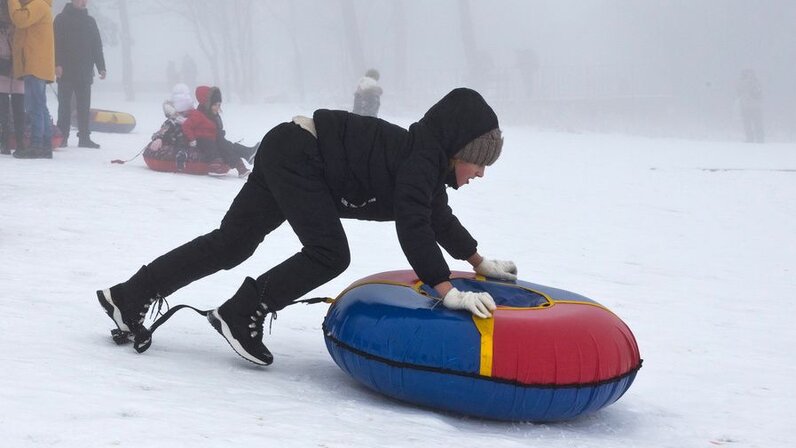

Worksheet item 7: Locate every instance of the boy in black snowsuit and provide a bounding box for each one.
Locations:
[97,88,517,365]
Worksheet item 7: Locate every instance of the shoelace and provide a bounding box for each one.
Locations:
[247,304,279,338]
[138,294,169,325]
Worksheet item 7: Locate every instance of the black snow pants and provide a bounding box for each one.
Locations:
[196,137,242,167]
[0,93,25,151]
[57,79,92,141]
[127,122,350,311]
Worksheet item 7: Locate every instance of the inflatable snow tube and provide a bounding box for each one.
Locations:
[143,144,230,175]
[6,123,63,150]
[323,270,642,422]
[88,109,136,134]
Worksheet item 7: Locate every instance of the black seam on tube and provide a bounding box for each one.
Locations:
[324,330,642,390]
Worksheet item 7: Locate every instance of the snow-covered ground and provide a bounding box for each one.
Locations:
[1,93,794,447]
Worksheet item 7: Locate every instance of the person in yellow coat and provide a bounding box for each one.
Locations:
[8,0,55,159]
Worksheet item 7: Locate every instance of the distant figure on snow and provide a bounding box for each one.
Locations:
[352,68,382,118]
[516,48,540,99]
[737,69,764,143]
[54,0,106,149]
[0,5,25,155]
[181,54,197,92]
[146,83,194,170]
[8,0,56,159]
[144,84,256,176]
[166,60,179,92]
[181,85,257,177]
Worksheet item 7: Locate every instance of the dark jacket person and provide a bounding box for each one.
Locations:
[54,0,105,148]
[97,88,517,367]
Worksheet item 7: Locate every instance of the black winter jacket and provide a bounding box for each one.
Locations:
[54,3,105,84]
[313,88,499,287]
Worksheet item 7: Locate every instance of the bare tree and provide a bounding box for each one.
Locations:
[258,1,305,103]
[116,0,134,100]
[340,0,365,92]
[157,0,262,103]
[391,0,407,96]
[457,0,492,92]
[287,2,306,103]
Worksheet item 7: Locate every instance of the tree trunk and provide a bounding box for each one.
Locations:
[340,0,365,97]
[116,0,134,100]
[288,2,306,102]
[392,0,407,97]
[175,0,261,103]
[457,0,488,91]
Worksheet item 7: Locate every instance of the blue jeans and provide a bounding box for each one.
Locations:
[24,76,52,149]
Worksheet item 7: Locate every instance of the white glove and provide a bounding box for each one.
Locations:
[475,258,517,281]
[442,288,496,319]
[149,138,163,151]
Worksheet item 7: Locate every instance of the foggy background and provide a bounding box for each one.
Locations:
[66,0,796,141]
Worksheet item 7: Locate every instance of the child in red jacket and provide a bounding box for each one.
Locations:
[182,86,254,177]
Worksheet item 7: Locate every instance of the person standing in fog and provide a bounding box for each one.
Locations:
[352,68,382,117]
[516,48,540,99]
[0,3,25,155]
[181,54,197,92]
[737,69,764,143]
[54,0,106,148]
[8,0,55,159]
[166,60,178,92]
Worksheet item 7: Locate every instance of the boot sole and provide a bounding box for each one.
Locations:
[96,289,152,353]
[97,289,130,333]
[208,310,272,366]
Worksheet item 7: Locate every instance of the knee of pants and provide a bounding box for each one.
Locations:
[306,243,351,276]
[205,231,261,270]
[219,242,259,270]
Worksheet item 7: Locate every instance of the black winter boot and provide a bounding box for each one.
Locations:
[0,95,9,154]
[78,137,101,149]
[13,147,51,159]
[0,129,9,155]
[37,141,53,159]
[208,277,274,365]
[97,266,163,352]
[11,93,25,152]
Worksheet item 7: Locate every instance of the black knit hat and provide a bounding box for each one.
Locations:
[453,128,503,166]
[209,87,222,105]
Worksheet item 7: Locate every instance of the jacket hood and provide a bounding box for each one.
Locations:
[417,88,499,158]
[61,2,87,15]
[195,86,210,105]
[195,86,222,108]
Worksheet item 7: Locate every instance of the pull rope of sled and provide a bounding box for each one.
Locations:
[146,304,280,335]
[115,296,333,350]
[146,296,334,334]
[111,145,147,165]
[142,297,338,336]
[149,304,209,333]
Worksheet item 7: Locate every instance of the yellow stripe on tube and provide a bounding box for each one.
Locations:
[473,316,494,377]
